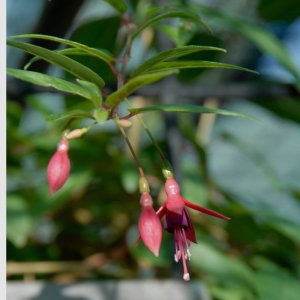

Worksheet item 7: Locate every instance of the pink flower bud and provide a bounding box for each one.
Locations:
[47,138,70,195]
[138,192,162,257]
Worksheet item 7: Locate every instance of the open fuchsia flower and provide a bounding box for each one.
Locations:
[47,137,70,195]
[158,177,230,281]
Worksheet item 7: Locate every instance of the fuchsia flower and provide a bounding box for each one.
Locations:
[156,178,230,281]
[47,137,70,195]
[138,192,162,257]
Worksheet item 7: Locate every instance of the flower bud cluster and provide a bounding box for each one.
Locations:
[46,129,229,282]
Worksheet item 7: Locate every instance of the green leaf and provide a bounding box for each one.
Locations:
[147,60,258,74]
[103,0,127,14]
[24,48,102,70]
[195,5,300,82]
[7,68,102,107]
[131,45,226,77]
[129,104,256,120]
[7,40,105,88]
[236,24,299,80]
[47,110,92,122]
[255,271,300,300]
[105,69,179,108]
[132,10,210,41]
[145,5,170,18]
[76,79,102,106]
[11,34,113,64]
[158,21,199,47]
[7,195,34,248]
[93,109,109,124]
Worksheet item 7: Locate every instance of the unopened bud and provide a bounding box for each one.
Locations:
[138,192,162,257]
[47,138,70,195]
[139,177,150,193]
[162,168,174,179]
[117,119,132,128]
[66,128,88,140]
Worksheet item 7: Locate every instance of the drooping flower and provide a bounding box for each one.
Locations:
[157,178,230,281]
[47,137,70,195]
[138,192,162,257]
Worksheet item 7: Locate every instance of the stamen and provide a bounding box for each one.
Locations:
[186,249,191,261]
[179,234,190,281]
[174,227,181,262]
[183,273,190,281]
[174,254,178,262]
[174,226,191,280]
[182,229,191,249]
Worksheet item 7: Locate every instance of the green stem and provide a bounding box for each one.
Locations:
[113,22,146,178]
[124,98,173,174]
[116,120,145,177]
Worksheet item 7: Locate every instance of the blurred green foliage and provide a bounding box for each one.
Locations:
[7,0,300,299]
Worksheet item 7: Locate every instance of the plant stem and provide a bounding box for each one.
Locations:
[113,21,145,178]
[117,120,145,177]
[124,98,172,171]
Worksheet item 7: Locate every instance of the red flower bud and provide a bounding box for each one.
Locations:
[47,138,70,195]
[138,192,162,257]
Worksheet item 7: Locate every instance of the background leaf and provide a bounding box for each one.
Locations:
[68,17,120,85]
[103,0,127,14]
[195,5,300,83]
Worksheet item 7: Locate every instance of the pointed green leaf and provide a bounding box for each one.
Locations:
[103,0,127,14]
[147,61,258,74]
[7,68,102,106]
[131,45,226,77]
[145,5,170,18]
[24,48,97,70]
[76,79,102,105]
[7,40,105,88]
[132,10,210,41]
[11,34,113,64]
[129,104,256,120]
[47,110,92,122]
[106,69,179,108]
